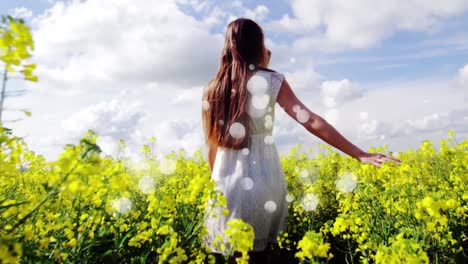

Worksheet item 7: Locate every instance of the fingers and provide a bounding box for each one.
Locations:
[360,153,402,167]
[375,155,386,161]
[370,154,401,167]
[385,155,402,164]
[378,154,402,165]
[385,153,402,163]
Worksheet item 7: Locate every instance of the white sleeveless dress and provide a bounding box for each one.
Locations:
[202,69,288,254]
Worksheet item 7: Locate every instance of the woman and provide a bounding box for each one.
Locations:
[201,18,401,264]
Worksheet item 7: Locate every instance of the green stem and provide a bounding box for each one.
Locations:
[347,239,354,264]
[0,63,8,125]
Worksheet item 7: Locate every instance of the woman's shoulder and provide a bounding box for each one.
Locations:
[256,66,277,73]
[256,66,283,76]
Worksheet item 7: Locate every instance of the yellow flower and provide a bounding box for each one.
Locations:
[156,224,173,235]
[224,219,255,263]
[24,224,33,240]
[426,222,436,232]
[295,231,333,261]
[67,238,77,247]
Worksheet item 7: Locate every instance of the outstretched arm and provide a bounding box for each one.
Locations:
[276,78,401,167]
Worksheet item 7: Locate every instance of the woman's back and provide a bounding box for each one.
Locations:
[202,68,289,255]
[244,68,284,136]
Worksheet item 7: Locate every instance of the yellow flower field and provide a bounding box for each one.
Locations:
[0,127,467,263]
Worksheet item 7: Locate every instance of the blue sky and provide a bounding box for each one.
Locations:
[1,0,467,163]
[0,0,50,16]
[169,0,468,82]
[4,0,467,83]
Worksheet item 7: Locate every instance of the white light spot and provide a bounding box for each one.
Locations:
[264,201,277,213]
[111,197,132,214]
[138,175,155,194]
[242,148,249,155]
[336,172,358,193]
[301,193,318,211]
[267,107,272,112]
[247,75,268,95]
[202,100,210,111]
[139,162,149,171]
[218,119,224,125]
[160,158,177,175]
[247,100,267,118]
[264,135,274,144]
[265,120,273,129]
[231,89,236,94]
[359,112,368,120]
[252,94,270,109]
[297,110,310,123]
[379,134,385,140]
[290,57,296,63]
[285,194,295,202]
[298,166,318,185]
[241,177,254,190]
[391,151,399,158]
[293,105,300,113]
[294,166,300,172]
[265,115,272,121]
[229,122,246,139]
[249,64,255,70]
[252,160,256,165]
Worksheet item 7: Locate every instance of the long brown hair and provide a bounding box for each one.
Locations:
[202,18,270,150]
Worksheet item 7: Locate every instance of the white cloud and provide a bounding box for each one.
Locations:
[175,1,270,28]
[225,2,269,23]
[390,108,468,138]
[308,72,468,152]
[320,79,365,108]
[458,64,468,87]
[59,99,145,144]
[357,119,393,141]
[403,112,451,132]
[8,7,33,19]
[137,116,204,160]
[268,0,468,52]
[324,108,339,126]
[359,112,368,120]
[283,67,321,91]
[264,14,311,34]
[200,6,227,27]
[171,86,203,105]
[244,5,269,22]
[176,0,210,12]
[84,103,205,164]
[29,0,223,92]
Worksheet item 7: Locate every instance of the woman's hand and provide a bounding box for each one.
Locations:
[357,152,402,168]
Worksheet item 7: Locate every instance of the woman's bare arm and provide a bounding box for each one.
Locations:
[276,78,401,167]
